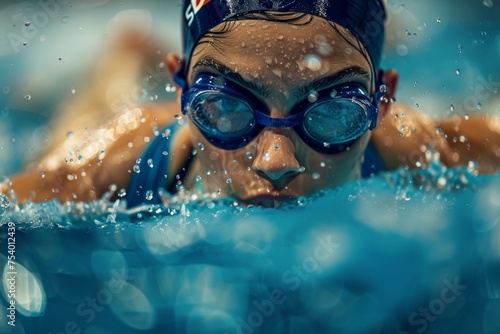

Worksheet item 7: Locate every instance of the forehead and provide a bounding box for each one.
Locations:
[188,14,373,105]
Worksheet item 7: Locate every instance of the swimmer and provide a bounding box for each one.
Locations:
[2,0,499,208]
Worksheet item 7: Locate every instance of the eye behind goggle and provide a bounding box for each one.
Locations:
[301,98,371,150]
[189,91,257,140]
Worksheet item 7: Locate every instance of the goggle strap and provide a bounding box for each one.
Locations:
[173,58,190,114]
[369,69,386,130]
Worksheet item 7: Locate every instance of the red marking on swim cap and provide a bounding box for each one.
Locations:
[193,0,211,14]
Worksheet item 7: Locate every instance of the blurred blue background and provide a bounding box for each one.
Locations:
[1,2,500,334]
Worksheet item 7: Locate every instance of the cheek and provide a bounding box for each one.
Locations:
[300,134,371,181]
[189,123,250,180]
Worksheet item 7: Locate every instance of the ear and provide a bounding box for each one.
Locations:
[378,68,399,117]
[166,53,183,101]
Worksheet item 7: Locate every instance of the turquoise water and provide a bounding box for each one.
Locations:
[1,166,500,333]
[1,0,500,333]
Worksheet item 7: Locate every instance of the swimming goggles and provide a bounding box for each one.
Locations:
[174,71,385,154]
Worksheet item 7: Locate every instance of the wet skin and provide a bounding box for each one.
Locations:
[173,16,377,207]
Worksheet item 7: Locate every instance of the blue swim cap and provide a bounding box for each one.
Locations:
[181,0,386,69]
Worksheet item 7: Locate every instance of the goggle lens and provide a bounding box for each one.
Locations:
[303,99,370,145]
[191,92,255,138]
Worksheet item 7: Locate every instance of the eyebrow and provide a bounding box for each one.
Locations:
[192,57,370,100]
[193,58,271,98]
[293,66,370,99]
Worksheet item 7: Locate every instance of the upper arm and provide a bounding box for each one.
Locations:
[370,103,451,170]
[371,103,500,174]
[4,102,181,203]
[437,114,500,174]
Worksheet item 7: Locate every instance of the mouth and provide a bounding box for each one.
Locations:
[242,194,298,208]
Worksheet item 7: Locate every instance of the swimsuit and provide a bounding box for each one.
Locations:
[126,123,387,208]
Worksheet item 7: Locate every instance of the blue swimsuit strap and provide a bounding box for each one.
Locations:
[361,140,387,178]
[126,121,190,208]
[127,123,386,207]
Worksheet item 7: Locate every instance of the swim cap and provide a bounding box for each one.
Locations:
[181,0,386,69]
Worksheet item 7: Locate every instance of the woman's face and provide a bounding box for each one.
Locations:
[186,15,374,207]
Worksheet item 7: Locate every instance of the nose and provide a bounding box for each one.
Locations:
[252,130,301,189]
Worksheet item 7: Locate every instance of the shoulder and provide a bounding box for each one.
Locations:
[370,103,500,174]
[370,103,451,170]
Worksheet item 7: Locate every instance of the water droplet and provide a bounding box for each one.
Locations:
[145,190,154,201]
[437,176,447,188]
[40,172,46,179]
[58,57,62,61]
[277,34,284,40]
[379,85,387,93]
[25,22,31,26]
[398,124,406,132]
[0,194,10,210]
[436,17,442,23]
[133,164,141,173]
[312,172,321,180]
[147,159,154,168]
[118,188,127,198]
[206,169,211,175]
[24,95,31,101]
[71,87,76,94]
[297,196,307,206]
[61,16,70,24]
[195,175,202,182]
[272,68,282,78]
[450,104,455,112]
[483,0,494,8]
[246,151,253,160]
[308,91,319,103]
[191,149,198,156]
[262,153,270,161]
[66,131,74,138]
[320,162,326,167]
[275,145,280,150]
[476,102,482,110]
[464,113,470,120]
[330,89,338,98]
[304,54,322,71]
[458,44,463,53]
[456,69,460,75]
[174,114,182,120]
[209,152,219,160]
[197,142,205,151]
[165,83,176,93]
[226,178,233,184]
[77,155,83,161]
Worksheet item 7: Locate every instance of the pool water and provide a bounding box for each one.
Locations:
[1,0,500,333]
[1,164,500,334]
